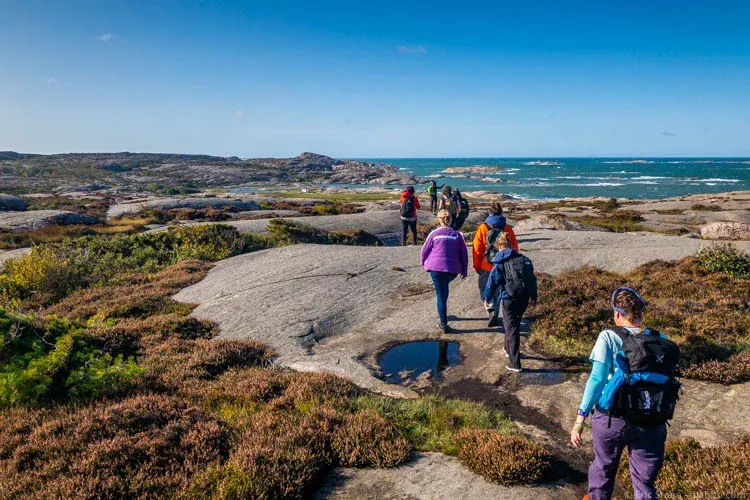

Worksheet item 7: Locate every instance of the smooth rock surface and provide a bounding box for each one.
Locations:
[106,196,261,218]
[0,194,27,211]
[700,221,750,240]
[0,210,101,231]
[513,215,607,233]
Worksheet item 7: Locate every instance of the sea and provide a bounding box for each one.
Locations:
[363,158,750,201]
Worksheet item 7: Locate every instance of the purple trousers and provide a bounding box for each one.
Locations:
[588,411,667,500]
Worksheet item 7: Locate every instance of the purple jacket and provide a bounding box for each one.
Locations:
[421,226,468,276]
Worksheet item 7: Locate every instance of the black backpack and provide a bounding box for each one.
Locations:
[502,254,537,300]
[484,225,503,263]
[459,197,470,216]
[604,327,681,427]
[400,196,415,218]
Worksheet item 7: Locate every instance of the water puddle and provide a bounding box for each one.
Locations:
[378,341,461,386]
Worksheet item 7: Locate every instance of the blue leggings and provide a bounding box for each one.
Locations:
[429,271,457,325]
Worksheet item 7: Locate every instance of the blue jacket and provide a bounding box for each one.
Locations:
[482,248,516,302]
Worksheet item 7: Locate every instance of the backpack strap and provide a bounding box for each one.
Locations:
[610,326,631,343]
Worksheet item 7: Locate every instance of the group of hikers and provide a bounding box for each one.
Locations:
[402,182,681,500]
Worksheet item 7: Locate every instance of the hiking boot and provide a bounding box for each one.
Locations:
[505,365,523,373]
[440,323,455,334]
[487,311,499,328]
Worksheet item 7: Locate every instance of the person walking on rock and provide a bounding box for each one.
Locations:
[451,188,470,231]
[427,180,444,214]
[571,288,680,500]
[438,186,459,225]
[421,209,468,333]
[483,231,537,372]
[472,202,519,319]
[399,185,421,245]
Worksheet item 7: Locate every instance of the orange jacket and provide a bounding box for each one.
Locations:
[472,223,519,272]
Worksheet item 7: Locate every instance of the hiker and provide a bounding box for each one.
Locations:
[399,185,421,245]
[438,186,458,224]
[427,180,444,214]
[472,202,519,319]
[420,209,468,333]
[451,188,470,231]
[482,231,537,372]
[571,288,680,500]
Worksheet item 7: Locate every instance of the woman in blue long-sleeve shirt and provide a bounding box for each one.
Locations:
[571,288,669,500]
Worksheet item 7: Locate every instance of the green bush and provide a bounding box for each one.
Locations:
[352,395,514,454]
[0,225,254,307]
[697,244,750,279]
[0,311,140,407]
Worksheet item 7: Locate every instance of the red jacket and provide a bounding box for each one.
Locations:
[399,192,421,220]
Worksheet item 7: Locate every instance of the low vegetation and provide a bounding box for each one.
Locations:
[274,190,400,203]
[617,438,750,497]
[531,245,750,383]
[570,210,645,233]
[0,220,547,496]
[0,217,151,249]
[690,203,722,212]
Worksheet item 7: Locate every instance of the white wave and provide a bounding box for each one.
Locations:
[632,181,659,185]
[601,160,655,164]
[632,176,668,180]
[701,178,740,183]
[705,183,717,186]
[581,182,624,187]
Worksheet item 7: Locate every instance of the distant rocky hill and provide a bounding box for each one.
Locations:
[0,151,421,193]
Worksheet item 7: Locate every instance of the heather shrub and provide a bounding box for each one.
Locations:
[0,395,229,499]
[143,338,275,391]
[617,438,750,497]
[331,410,412,468]
[328,228,382,246]
[697,244,750,279]
[45,259,212,321]
[454,429,551,486]
[530,254,750,382]
[353,395,514,454]
[682,350,750,384]
[187,410,331,499]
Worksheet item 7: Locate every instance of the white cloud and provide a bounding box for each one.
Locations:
[397,45,426,54]
[97,33,115,42]
[43,77,59,85]
[234,109,245,117]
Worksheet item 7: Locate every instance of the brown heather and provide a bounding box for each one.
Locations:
[454,429,551,486]
[618,438,750,497]
[331,410,412,468]
[531,256,750,383]
[0,395,229,499]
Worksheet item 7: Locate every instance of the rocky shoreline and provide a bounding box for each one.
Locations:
[0,151,423,194]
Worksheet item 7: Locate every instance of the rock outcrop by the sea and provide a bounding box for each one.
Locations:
[0,210,102,232]
[514,215,608,232]
[107,196,261,219]
[700,222,750,240]
[0,194,27,211]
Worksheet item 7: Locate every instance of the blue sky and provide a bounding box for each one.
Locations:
[1,0,749,157]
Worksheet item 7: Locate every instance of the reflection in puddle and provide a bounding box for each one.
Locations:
[378,341,461,385]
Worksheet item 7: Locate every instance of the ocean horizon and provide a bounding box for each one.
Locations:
[357,157,750,200]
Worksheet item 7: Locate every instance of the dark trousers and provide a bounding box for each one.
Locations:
[451,212,467,231]
[401,219,417,245]
[501,295,529,369]
[430,195,438,213]
[429,271,457,326]
[589,411,667,500]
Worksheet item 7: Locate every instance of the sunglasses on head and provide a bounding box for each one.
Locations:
[611,287,647,316]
